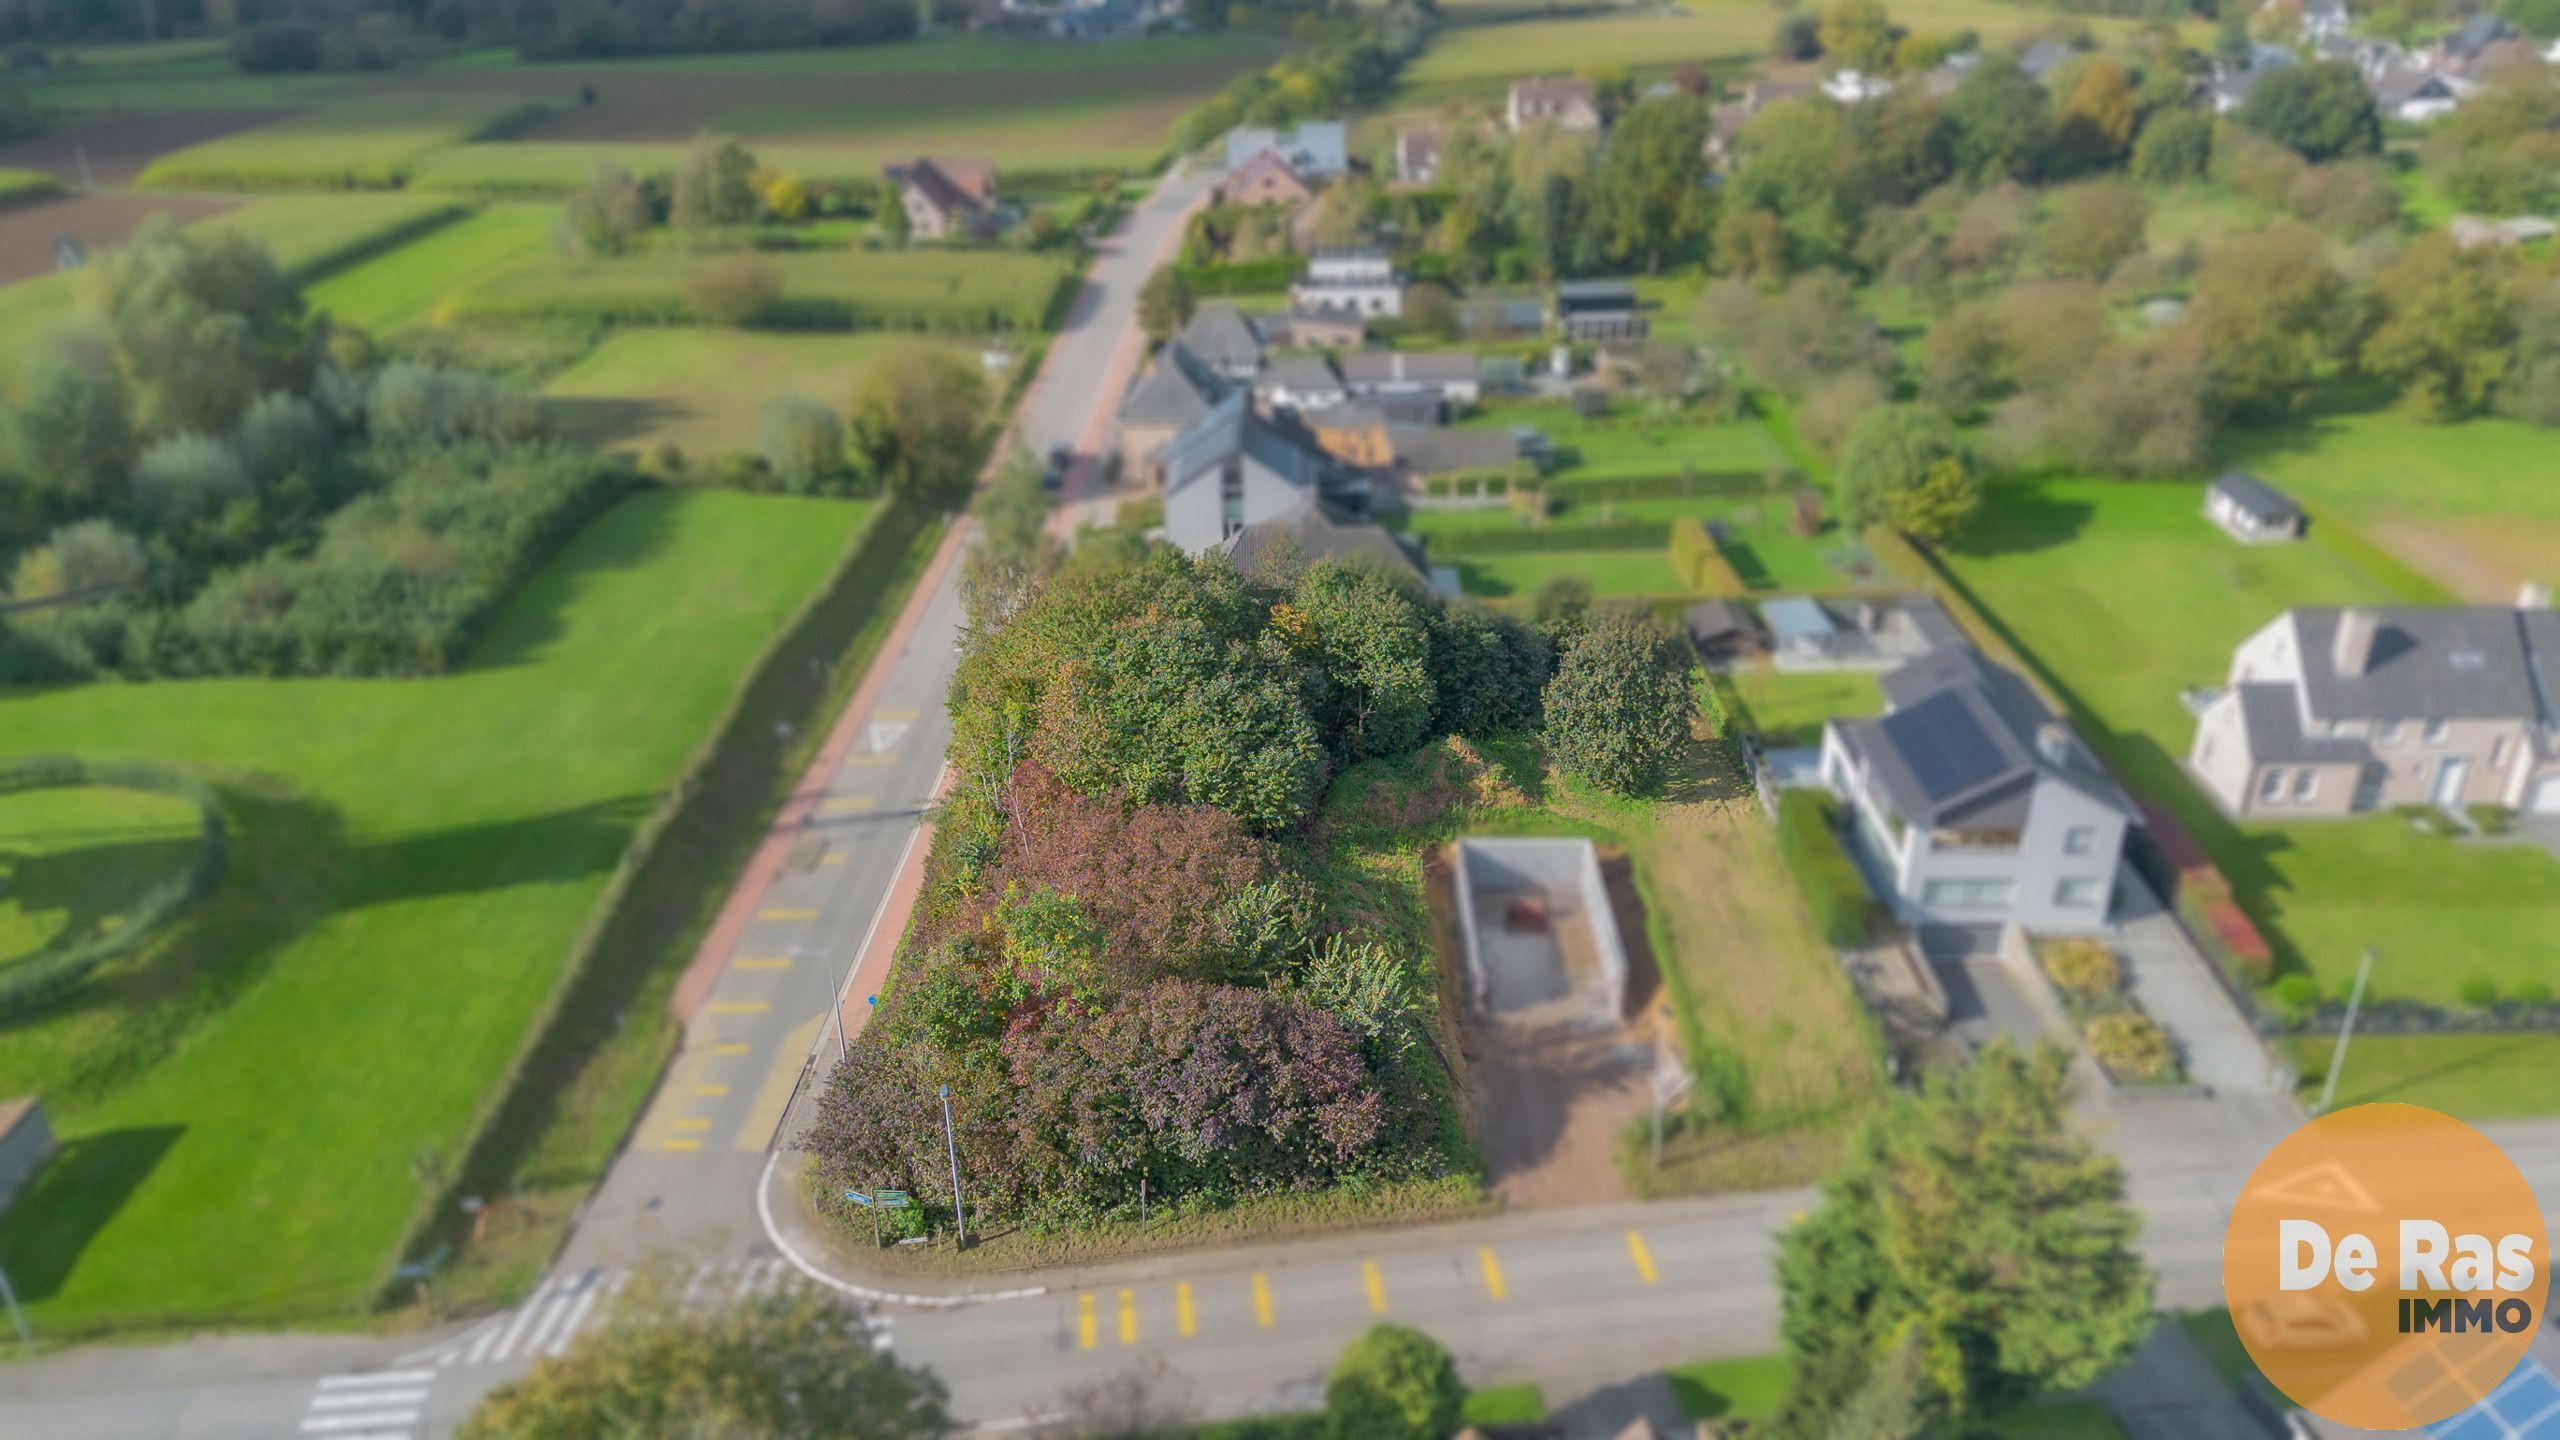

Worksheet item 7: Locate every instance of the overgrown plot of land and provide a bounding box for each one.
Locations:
[304,202,557,332]
[0,489,867,1335]
[541,329,960,457]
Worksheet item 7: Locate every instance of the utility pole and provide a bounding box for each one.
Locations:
[2316,948,2377,1115]
[0,1262,33,1357]
[939,1083,967,1246]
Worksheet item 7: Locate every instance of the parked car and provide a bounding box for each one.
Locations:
[1042,443,1073,490]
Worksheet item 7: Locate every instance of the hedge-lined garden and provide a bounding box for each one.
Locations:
[0,757,226,1016]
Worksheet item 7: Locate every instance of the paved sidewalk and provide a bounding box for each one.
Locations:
[2112,867,2290,1096]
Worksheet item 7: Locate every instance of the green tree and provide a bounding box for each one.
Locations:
[1772,1044,2152,1436]
[1835,403,1963,531]
[1818,0,1898,71]
[8,518,149,603]
[82,215,319,440]
[1918,300,2004,416]
[1946,55,2051,183]
[847,343,990,503]
[1542,609,1691,796]
[2034,179,2149,279]
[1285,559,1438,764]
[2361,233,2519,421]
[6,327,135,516]
[1138,263,1192,344]
[2130,108,2214,184]
[1881,453,1980,545]
[562,159,652,256]
[458,1259,950,1440]
[2053,56,2139,171]
[2236,61,2382,161]
[1586,94,1717,271]
[671,132,759,230]
[758,393,843,492]
[960,446,1060,639]
[2187,225,2350,420]
[1324,1324,1463,1440]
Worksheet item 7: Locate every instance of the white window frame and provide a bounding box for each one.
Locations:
[2063,825,2098,856]
[2491,736,2510,769]
[2426,720,2452,746]
[2259,769,2286,802]
[2054,877,2105,908]
[2379,720,2405,746]
[1921,878,2015,909]
[2293,768,2319,801]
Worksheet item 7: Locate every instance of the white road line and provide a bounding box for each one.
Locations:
[309,1389,428,1409]
[517,1288,579,1359]
[298,1409,420,1433]
[483,1280,552,1362]
[316,1371,435,1390]
[298,1432,413,1440]
[681,1260,718,1306]
[543,1273,611,1358]
[461,1314,504,1365]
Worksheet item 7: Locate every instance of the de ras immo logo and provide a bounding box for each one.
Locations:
[2222,1103,2549,1430]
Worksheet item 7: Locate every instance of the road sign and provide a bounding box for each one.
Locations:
[844,1189,874,1208]
[876,1189,912,1209]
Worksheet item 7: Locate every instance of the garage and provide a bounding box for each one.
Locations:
[2534,774,2560,815]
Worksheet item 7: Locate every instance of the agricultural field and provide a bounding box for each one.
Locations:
[542,329,963,457]
[0,192,240,287]
[1935,476,2560,1012]
[302,203,558,333]
[407,141,897,197]
[440,246,1075,331]
[0,488,871,1336]
[136,93,557,190]
[0,168,62,207]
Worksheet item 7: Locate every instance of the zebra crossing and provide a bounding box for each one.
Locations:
[295,1368,436,1438]
[416,1256,887,1371]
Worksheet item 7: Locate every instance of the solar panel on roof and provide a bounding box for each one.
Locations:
[2427,1358,2560,1439]
[1878,691,2014,801]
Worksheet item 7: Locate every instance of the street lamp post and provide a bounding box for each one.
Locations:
[0,1261,34,1357]
[939,1083,968,1246]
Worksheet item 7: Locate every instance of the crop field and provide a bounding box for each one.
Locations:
[407,141,901,197]
[137,93,559,190]
[0,488,870,1336]
[304,203,557,332]
[0,192,241,288]
[1402,0,2190,97]
[18,45,350,114]
[542,329,954,457]
[203,192,476,277]
[441,246,1075,331]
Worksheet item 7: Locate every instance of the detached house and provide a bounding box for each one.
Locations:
[1175,304,1266,380]
[885,157,1000,240]
[1223,122,1349,180]
[1821,645,2138,932]
[1338,351,1481,408]
[1507,75,1602,133]
[2189,599,2560,819]
[1395,127,1444,185]
[1223,148,1314,208]
[1115,340,1231,487]
[1292,247,1405,318]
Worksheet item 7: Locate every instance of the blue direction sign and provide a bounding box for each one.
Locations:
[844,1189,874,1208]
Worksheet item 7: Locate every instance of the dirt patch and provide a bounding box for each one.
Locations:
[2370,515,2560,603]
[1434,845,1662,1210]
[0,192,241,285]
[0,109,297,187]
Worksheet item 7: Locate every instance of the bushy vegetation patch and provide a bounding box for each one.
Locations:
[1774,789,1874,948]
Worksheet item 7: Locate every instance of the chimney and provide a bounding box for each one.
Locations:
[2036,723,2072,766]
[2333,608,2379,677]
[2521,581,2553,610]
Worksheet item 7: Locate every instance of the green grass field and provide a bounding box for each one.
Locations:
[0,786,205,967]
[304,203,556,332]
[1719,666,1884,748]
[406,141,899,197]
[2279,1034,2560,1119]
[138,94,557,190]
[201,193,475,279]
[21,46,351,112]
[541,329,957,456]
[1463,400,1785,480]
[0,167,64,208]
[441,245,1072,331]
[1668,1353,1792,1422]
[0,488,869,1336]
[1938,476,2560,1011]
[1441,546,1685,597]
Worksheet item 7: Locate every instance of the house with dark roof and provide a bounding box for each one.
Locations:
[1160,391,1379,553]
[1115,340,1232,486]
[1822,646,2138,931]
[2188,598,2560,818]
[1175,305,1266,380]
[1222,494,1433,590]
[1223,122,1349,179]
[1264,304,1367,350]
[1338,350,1482,407]
[2206,472,2305,544]
[1223,148,1314,208]
[1552,280,1647,341]
[1253,353,1349,412]
[884,157,999,241]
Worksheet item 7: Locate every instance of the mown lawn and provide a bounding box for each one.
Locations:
[2278,1033,2560,1120]
[541,329,959,457]
[1667,1353,2129,1437]
[1718,665,1885,749]
[1443,546,1684,598]
[304,202,556,332]
[0,488,868,1336]
[0,785,204,965]
[441,245,1072,330]
[1461,400,1785,480]
[1936,476,2560,1012]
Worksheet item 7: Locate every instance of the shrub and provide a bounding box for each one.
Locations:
[1424,602,1551,737]
[2085,1013,2176,1082]
[759,394,844,491]
[2042,937,2121,1000]
[236,391,331,478]
[1775,789,1874,947]
[2201,897,2275,984]
[2466,803,2515,836]
[2132,109,2213,184]
[131,433,251,526]
[1542,610,1692,796]
[9,518,150,604]
[1324,1324,1464,1440]
[688,255,781,325]
[366,363,541,452]
[2516,979,2555,1008]
[2459,975,2500,1010]
[2272,973,2319,1015]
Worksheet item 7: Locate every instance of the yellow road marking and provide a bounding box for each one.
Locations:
[658,1139,701,1153]
[821,795,877,815]
[1626,1230,1660,1285]
[1362,1260,1387,1314]
[674,1118,711,1131]
[1176,1282,1196,1338]
[820,851,850,863]
[759,908,818,921]
[707,1001,771,1015]
[691,1085,730,1097]
[1478,1247,1508,1302]
[1252,1272,1274,1328]
[842,754,896,767]
[713,1042,752,1055]
[737,1013,828,1151]
[1118,1288,1137,1345]
[1077,1293,1096,1350]
[735,956,793,970]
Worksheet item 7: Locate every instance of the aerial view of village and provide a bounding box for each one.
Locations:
[0,0,2558,1433]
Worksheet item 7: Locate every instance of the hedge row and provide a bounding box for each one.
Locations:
[1543,469,1788,503]
[1177,257,1302,296]
[389,499,934,1296]
[1420,519,1670,556]
[1775,789,1875,948]
[1667,517,1746,596]
[0,757,228,1017]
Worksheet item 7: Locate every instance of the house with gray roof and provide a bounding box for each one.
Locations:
[1116,340,1232,486]
[1176,304,1266,380]
[1222,493,1434,591]
[2189,597,2560,819]
[1822,645,2138,931]
[1253,353,1349,412]
[1160,391,1377,554]
[1338,350,1481,407]
[2206,472,2305,544]
[1223,122,1349,179]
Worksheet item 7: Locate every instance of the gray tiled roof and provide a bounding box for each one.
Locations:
[1222,494,1425,584]
[1857,645,2137,822]
[1117,341,1230,427]
[1160,391,1336,497]
[2235,683,2371,766]
[1339,350,1479,386]
[1386,425,1519,474]
[2291,608,2545,722]
[1176,304,1265,374]
[1255,354,1346,396]
[2211,471,2302,524]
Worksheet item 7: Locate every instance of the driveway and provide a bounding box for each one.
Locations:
[2112,868,2292,1097]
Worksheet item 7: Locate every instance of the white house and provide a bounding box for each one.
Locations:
[2206,472,2306,544]
[1821,68,1896,103]
[1337,351,1481,407]
[1292,247,1405,318]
